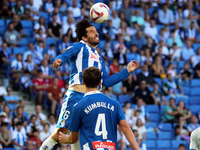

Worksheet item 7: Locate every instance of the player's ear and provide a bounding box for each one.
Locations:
[82,79,85,85]
[82,36,87,42]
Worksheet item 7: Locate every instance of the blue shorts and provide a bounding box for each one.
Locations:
[57,90,84,128]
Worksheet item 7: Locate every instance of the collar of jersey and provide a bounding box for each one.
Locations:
[80,40,98,50]
[84,90,101,97]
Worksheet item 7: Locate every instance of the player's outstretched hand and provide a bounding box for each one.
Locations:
[126,60,140,73]
[58,131,68,144]
[53,59,62,69]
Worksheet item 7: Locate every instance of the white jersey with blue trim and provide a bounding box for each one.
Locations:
[190,127,200,150]
[55,40,130,88]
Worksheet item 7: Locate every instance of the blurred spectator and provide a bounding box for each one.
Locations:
[135,80,157,105]
[110,10,121,29]
[66,28,77,43]
[152,82,168,105]
[151,56,165,77]
[158,28,168,44]
[25,0,39,20]
[143,36,155,56]
[144,19,158,41]
[48,13,62,40]
[123,102,132,118]
[34,17,47,34]
[131,22,139,37]
[183,12,199,30]
[118,20,131,43]
[47,77,62,115]
[174,21,185,42]
[48,114,56,134]
[187,115,200,133]
[35,40,44,57]
[178,144,185,150]
[126,44,140,63]
[164,25,170,39]
[50,7,63,25]
[191,48,200,68]
[29,129,42,149]
[44,0,54,14]
[163,73,184,96]
[158,3,174,25]
[181,40,195,62]
[114,36,127,54]
[12,0,26,19]
[152,10,160,24]
[112,67,123,95]
[183,2,198,19]
[177,100,192,122]
[39,123,50,142]
[179,62,193,79]
[168,29,183,48]
[33,105,46,127]
[13,106,27,128]
[166,63,178,78]
[132,118,146,142]
[118,0,133,25]
[144,13,151,28]
[4,87,25,111]
[0,42,11,71]
[11,14,24,38]
[59,35,72,53]
[140,4,149,18]
[3,105,12,125]
[33,0,43,12]
[103,20,118,42]
[49,70,64,89]
[0,122,13,148]
[140,47,153,67]
[137,64,155,86]
[25,140,34,150]
[122,74,137,97]
[185,21,198,43]
[27,115,43,135]
[47,43,56,63]
[62,17,76,38]
[101,41,113,63]
[109,58,118,76]
[113,0,122,10]
[40,59,53,80]
[161,98,181,123]
[175,115,190,140]
[23,54,38,76]
[0,78,7,96]
[178,71,190,86]
[130,9,144,27]
[35,28,47,45]
[155,39,169,56]
[131,30,146,50]
[175,6,184,26]
[114,46,127,66]
[12,122,27,150]
[131,109,145,127]
[33,70,49,105]
[4,22,21,48]
[169,43,182,61]
[68,0,81,20]
[0,0,12,19]
[23,42,43,65]
[11,53,23,85]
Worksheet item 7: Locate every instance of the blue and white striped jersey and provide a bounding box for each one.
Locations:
[55,40,130,88]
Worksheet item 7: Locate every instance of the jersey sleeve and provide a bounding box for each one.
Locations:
[189,131,198,150]
[55,45,81,66]
[69,103,82,132]
[101,58,130,87]
[116,101,126,124]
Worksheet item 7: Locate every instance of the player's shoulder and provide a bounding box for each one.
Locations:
[191,127,200,136]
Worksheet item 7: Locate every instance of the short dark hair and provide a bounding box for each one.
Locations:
[1,122,8,127]
[179,144,185,148]
[75,19,93,41]
[82,67,101,88]
[30,114,37,120]
[50,43,55,47]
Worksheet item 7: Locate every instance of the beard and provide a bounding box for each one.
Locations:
[87,36,100,46]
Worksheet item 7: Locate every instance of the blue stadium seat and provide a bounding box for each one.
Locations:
[136,68,142,75]
[146,122,157,129]
[161,105,166,113]
[118,95,131,103]
[91,22,101,31]
[193,43,200,52]
[146,132,157,140]
[190,87,200,96]
[0,27,5,36]
[181,86,190,95]
[175,96,189,106]
[24,28,33,37]
[147,8,155,17]
[6,47,12,55]
[98,40,106,49]
[158,132,172,140]
[143,140,156,149]
[46,38,57,47]
[154,78,162,87]
[18,38,29,46]
[0,19,4,27]
[171,140,186,149]
[178,61,185,70]
[111,40,118,49]
[39,12,49,20]
[157,140,171,149]
[191,79,200,87]
[10,56,16,62]
[148,86,154,92]
[158,123,172,132]
[198,35,200,41]
[6,19,11,26]
[21,20,33,28]
[29,37,36,44]
[189,96,200,105]
[157,25,165,32]
[13,47,26,55]
[146,105,159,113]
[149,113,160,122]
[189,105,200,115]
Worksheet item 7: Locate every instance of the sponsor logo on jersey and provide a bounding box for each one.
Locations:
[63,46,73,52]
[61,120,65,127]
[90,52,100,63]
[92,141,115,150]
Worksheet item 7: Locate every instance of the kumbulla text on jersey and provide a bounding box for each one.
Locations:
[84,102,114,114]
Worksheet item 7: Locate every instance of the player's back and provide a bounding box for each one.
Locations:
[70,91,125,150]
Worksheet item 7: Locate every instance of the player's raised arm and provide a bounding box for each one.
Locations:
[101,60,139,87]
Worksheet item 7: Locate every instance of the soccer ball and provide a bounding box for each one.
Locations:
[90,3,110,23]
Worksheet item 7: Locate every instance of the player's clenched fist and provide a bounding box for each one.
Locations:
[58,131,68,144]
[127,60,140,73]
[53,59,62,69]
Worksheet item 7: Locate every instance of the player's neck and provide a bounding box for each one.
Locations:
[86,87,99,93]
[87,43,96,49]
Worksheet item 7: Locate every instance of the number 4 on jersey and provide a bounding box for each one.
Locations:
[95,113,108,139]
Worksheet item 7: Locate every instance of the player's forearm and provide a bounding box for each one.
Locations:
[55,51,73,66]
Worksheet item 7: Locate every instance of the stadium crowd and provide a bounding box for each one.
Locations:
[0,0,200,149]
